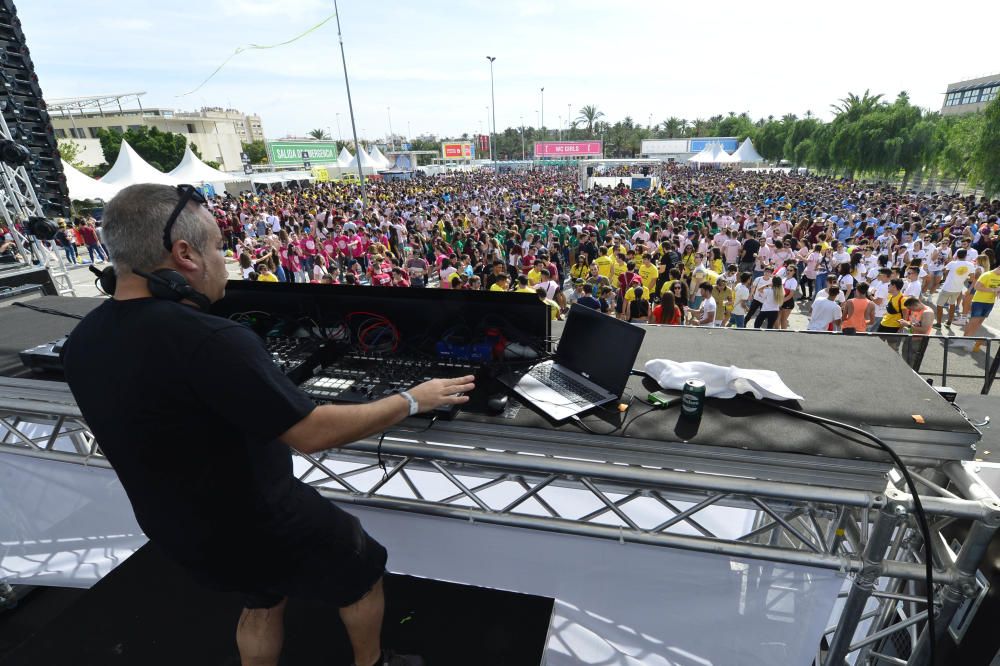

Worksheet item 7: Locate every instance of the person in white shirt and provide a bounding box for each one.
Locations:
[693,282,717,326]
[808,286,843,331]
[902,267,923,300]
[936,249,976,328]
[870,269,892,320]
[730,271,752,328]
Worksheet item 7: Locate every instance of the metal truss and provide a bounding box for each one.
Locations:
[1,378,998,666]
[0,111,75,296]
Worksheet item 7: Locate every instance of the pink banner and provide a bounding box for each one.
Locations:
[533,140,603,157]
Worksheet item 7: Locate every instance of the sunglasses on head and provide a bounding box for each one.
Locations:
[163,184,208,252]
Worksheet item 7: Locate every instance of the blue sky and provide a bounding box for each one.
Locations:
[18,0,1000,142]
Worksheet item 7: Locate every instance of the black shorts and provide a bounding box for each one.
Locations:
[780,298,795,310]
[184,506,388,611]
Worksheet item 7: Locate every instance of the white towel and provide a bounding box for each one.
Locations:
[644,359,804,402]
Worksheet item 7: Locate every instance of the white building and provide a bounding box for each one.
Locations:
[48,93,265,172]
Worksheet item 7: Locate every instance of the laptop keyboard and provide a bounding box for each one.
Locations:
[529,364,607,405]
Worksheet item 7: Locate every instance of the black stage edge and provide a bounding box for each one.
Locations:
[0,266,57,298]
[0,543,553,666]
[0,296,103,378]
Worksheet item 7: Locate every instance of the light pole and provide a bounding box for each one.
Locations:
[386,105,394,151]
[567,103,571,139]
[334,0,367,209]
[540,87,544,140]
[485,105,491,161]
[486,56,497,171]
[520,115,525,161]
[558,115,562,141]
[335,112,342,143]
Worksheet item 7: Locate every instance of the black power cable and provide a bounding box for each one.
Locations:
[11,301,84,320]
[743,395,936,665]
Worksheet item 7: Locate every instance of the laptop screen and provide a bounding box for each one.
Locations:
[555,304,646,397]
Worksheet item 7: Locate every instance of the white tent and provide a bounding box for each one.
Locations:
[731,137,765,163]
[369,145,391,169]
[688,142,736,164]
[99,139,183,188]
[337,147,354,167]
[61,160,121,201]
[346,146,378,169]
[168,146,241,183]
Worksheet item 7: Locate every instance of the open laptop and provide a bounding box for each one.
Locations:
[500,304,646,421]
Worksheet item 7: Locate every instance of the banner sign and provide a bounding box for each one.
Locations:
[267,141,339,166]
[441,141,474,160]
[689,138,739,153]
[533,140,603,158]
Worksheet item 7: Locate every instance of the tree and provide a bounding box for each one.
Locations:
[57,140,85,169]
[831,89,885,121]
[308,128,331,140]
[97,126,193,172]
[973,95,1000,196]
[575,105,605,135]
[660,117,686,138]
[242,140,268,165]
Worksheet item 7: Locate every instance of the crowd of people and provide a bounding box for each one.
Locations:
[212,164,998,349]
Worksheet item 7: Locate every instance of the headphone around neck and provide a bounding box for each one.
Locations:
[92,265,211,312]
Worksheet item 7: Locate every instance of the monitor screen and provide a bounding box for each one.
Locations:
[556,304,645,396]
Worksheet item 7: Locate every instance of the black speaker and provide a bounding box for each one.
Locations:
[586,166,594,177]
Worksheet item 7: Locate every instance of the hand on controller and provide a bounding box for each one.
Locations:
[407,375,475,413]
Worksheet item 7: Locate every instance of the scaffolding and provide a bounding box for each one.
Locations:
[0,377,997,665]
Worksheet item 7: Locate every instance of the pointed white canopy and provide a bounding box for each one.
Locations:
[688,142,719,163]
[169,145,240,183]
[731,137,765,163]
[99,139,183,187]
[61,160,121,201]
[369,145,391,169]
[346,146,378,169]
[689,142,736,164]
[337,147,354,167]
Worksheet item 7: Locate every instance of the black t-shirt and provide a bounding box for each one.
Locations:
[741,238,760,264]
[62,298,327,585]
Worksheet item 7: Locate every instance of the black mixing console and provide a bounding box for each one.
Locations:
[264,336,327,383]
[299,352,482,419]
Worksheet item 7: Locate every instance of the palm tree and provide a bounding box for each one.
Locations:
[576,105,605,135]
[831,90,884,120]
[661,117,686,138]
[308,128,330,140]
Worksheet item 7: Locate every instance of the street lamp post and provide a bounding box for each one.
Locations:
[567,103,571,138]
[333,0,367,210]
[558,115,562,141]
[486,56,497,172]
[335,112,342,143]
[520,115,525,161]
[485,106,491,161]
[540,87,544,139]
[386,106,394,151]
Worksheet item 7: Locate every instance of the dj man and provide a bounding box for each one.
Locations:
[62,184,473,666]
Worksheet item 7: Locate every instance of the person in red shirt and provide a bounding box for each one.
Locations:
[76,220,107,264]
[649,293,682,325]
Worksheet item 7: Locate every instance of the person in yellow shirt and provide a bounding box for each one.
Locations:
[964,264,1000,351]
[593,252,614,279]
[256,260,279,282]
[638,255,658,292]
[611,253,628,283]
[489,274,510,291]
[514,275,536,293]
[536,287,563,320]
[526,259,544,286]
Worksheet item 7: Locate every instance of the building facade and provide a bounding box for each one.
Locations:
[941,74,999,116]
[49,96,265,172]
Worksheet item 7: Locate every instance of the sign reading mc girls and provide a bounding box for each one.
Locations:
[533,140,603,158]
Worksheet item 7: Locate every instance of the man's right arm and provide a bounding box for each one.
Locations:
[281,376,474,455]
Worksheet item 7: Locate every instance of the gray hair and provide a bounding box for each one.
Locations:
[101,184,211,273]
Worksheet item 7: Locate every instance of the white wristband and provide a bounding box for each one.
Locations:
[399,390,419,416]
